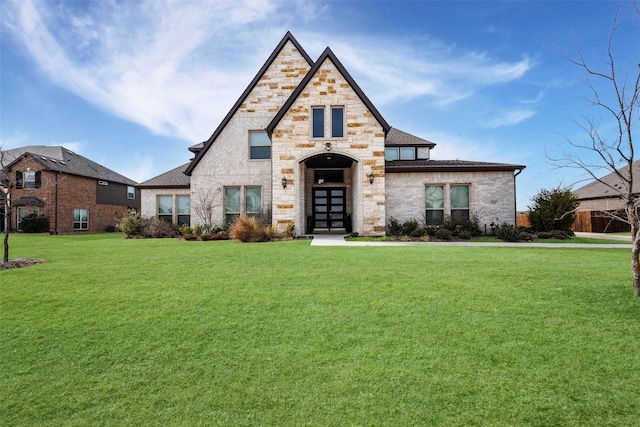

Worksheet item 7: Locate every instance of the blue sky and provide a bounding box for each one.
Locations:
[1,0,638,210]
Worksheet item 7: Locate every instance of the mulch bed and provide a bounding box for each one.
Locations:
[0,258,46,270]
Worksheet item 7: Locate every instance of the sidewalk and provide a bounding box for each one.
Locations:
[310,234,631,248]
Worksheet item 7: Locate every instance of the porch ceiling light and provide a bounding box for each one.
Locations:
[369,172,375,184]
[282,176,287,189]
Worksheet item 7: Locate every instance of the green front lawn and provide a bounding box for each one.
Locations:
[1,233,639,426]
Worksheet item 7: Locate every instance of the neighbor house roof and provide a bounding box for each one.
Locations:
[573,160,640,201]
[266,47,391,136]
[185,32,314,176]
[138,163,191,188]
[3,146,138,185]
[385,128,436,147]
[385,159,525,173]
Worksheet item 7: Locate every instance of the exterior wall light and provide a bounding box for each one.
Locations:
[325,142,332,151]
[369,172,375,184]
[282,176,287,188]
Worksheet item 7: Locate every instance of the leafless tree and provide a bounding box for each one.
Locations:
[553,6,640,295]
[192,186,221,226]
[1,145,14,263]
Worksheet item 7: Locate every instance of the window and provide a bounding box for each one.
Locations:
[224,187,241,225]
[16,171,40,189]
[74,208,88,230]
[312,107,325,138]
[451,185,470,224]
[157,196,173,223]
[127,186,135,199]
[224,186,262,224]
[425,185,444,225]
[176,196,190,226]
[385,148,399,161]
[400,147,416,160]
[249,131,271,160]
[331,107,344,138]
[17,207,28,230]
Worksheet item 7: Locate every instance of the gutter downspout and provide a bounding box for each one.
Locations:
[54,174,59,234]
[514,168,524,224]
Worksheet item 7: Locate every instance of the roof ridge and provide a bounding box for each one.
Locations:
[185,32,313,175]
[266,46,390,135]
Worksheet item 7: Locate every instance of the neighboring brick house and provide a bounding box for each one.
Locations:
[141,32,525,236]
[1,146,140,233]
[571,161,639,232]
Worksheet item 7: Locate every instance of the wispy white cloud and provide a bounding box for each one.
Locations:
[3,0,535,144]
[482,109,537,129]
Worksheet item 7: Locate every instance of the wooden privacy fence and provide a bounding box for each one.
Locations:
[518,210,630,233]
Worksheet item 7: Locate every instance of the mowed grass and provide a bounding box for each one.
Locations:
[1,234,639,426]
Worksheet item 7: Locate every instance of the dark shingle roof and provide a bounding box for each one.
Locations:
[385,128,436,147]
[385,159,525,173]
[573,160,640,200]
[3,146,138,185]
[138,163,190,188]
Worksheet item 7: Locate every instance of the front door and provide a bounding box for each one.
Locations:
[313,188,346,231]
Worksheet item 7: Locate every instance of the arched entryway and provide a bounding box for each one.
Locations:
[300,153,358,234]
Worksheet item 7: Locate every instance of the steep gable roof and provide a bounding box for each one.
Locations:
[185,32,313,175]
[266,47,390,136]
[3,145,138,185]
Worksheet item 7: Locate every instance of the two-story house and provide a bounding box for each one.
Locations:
[141,32,525,236]
[1,146,140,233]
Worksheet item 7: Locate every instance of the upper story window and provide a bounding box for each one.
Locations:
[312,107,325,138]
[331,107,344,138]
[127,186,135,199]
[385,147,416,161]
[15,171,41,189]
[249,131,271,160]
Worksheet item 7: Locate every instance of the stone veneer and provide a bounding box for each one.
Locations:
[189,40,311,226]
[270,58,386,235]
[385,170,517,232]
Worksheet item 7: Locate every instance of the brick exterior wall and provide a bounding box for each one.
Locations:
[8,156,137,233]
[385,170,517,232]
[270,58,386,235]
[190,40,312,227]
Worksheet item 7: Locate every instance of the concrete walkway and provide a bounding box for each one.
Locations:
[310,233,631,248]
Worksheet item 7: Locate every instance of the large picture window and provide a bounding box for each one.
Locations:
[249,131,271,159]
[177,196,191,226]
[74,208,88,230]
[157,195,173,223]
[425,185,444,225]
[225,186,262,225]
[451,185,470,224]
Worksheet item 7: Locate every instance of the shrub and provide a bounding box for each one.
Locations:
[528,187,579,232]
[118,214,142,238]
[182,234,198,241]
[283,223,295,239]
[402,219,420,237]
[458,230,472,240]
[538,232,553,239]
[19,214,49,233]
[386,217,403,236]
[550,229,571,240]
[519,232,536,241]
[139,218,178,238]
[493,223,520,242]
[434,228,452,240]
[230,217,272,242]
[178,224,193,235]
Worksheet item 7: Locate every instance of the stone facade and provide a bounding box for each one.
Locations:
[385,170,517,231]
[270,58,386,235]
[190,39,311,226]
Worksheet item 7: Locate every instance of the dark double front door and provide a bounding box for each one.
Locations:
[312,188,346,231]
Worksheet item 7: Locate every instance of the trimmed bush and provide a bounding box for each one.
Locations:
[386,217,403,236]
[19,214,49,233]
[118,214,142,238]
[139,218,178,238]
[435,228,452,240]
[493,223,520,242]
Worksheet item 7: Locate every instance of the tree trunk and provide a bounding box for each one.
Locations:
[632,230,640,296]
